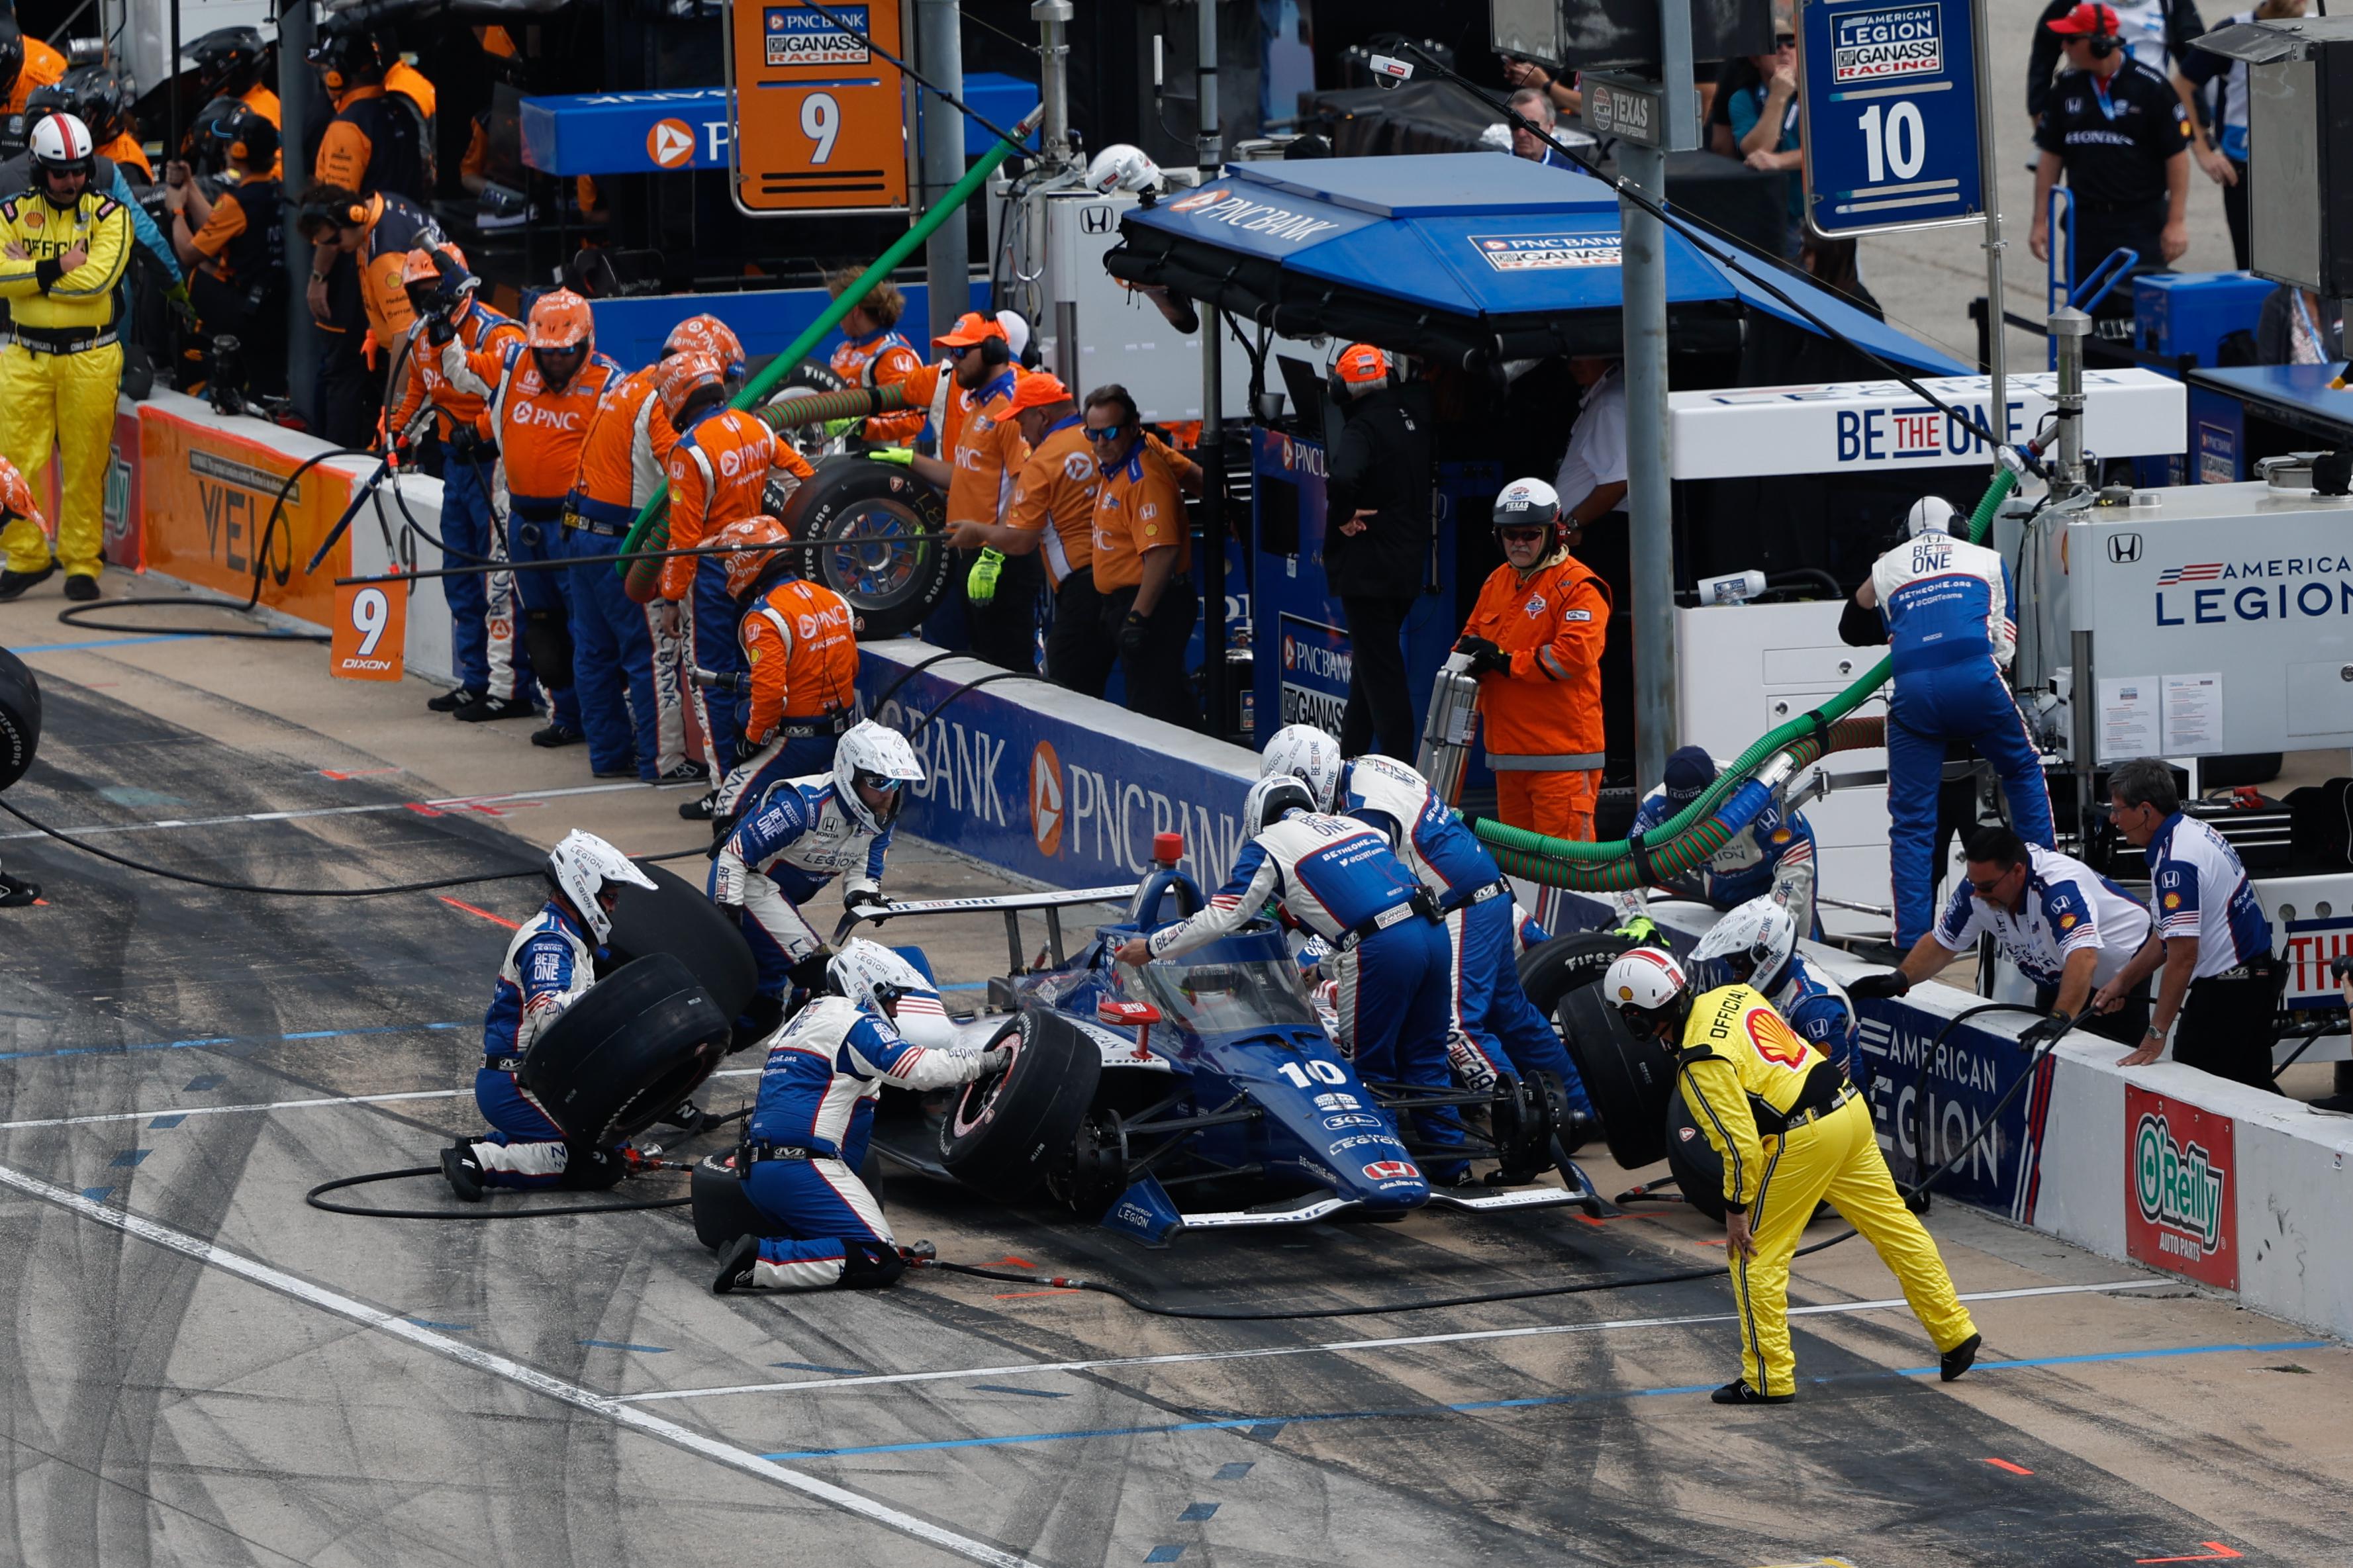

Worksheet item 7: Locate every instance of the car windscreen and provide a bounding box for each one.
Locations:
[1118,955,1320,1037]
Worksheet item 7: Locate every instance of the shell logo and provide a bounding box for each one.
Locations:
[647,118,695,169]
[1030,740,1065,857]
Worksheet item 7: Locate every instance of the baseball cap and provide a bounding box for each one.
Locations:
[1006,371,1071,412]
[2046,3,2120,36]
[934,310,1008,349]
[1662,746,1719,805]
[1332,342,1392,386]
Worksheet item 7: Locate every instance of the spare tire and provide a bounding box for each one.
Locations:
[0,647,40,792]
[520,954,732,1145]
[764,358,851,467]
[1555,984,1675,1170]
[939,1007,1102,1195]
[1517,928,1639,1019]
[600,859,759,1022]
[691,1152,767,1252]
[785,455,953,641]
[1665,1093,1728,1222]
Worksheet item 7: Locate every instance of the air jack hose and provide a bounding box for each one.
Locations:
[754,383,909,433]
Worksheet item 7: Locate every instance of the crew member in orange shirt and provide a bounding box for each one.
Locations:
[0,29,67,118]
[1084,383,1195,729]
[824,270,924,445]
[307,30,429,445]
[652,353,814,814]
[706,514,862,819]
[890,311,1031,669]
[1455,477,1612,841]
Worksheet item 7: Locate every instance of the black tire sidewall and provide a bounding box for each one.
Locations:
[939,1009,1103,1193]
[1664,1091,1729,1222]
[792,455,953,641]
[1556,984,1674,1169]
[0,646,40,793]
[518,954,732,1146]
[602,859,759,1021]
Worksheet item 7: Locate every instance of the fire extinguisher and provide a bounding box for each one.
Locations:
[1417,651,1480,806]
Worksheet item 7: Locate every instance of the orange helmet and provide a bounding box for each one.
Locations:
[663,312,745,377]
[527,288,595,351]
[657,351,728,422]
[716,514,794,600]
[0,455,38,526]
[401,242,470,287]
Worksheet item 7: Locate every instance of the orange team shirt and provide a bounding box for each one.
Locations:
[898,360,973,456]
[739,576,861,735]
[354,200,428,345]
[236,84,285,177]
[828,329,924,443]
[391,300,524,442]
[1090,439,1188,593]
[659,408,814,602]
[1459,551,1611,763]
[95,133,152,183]
[385,60,436,120]
[186,186,262,279]
[568,365,677,524]
[1005,417,1098,588]
[312,85,384,192]
[945,367,1027,530]
[3,38,66,117]
[444,339,622,509]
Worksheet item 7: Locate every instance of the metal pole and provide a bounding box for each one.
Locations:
[166,0,181,179]
[1970,0,2008,438]
[916,0,970,347]
[1194,0,1221,169]
[2050,306,2091,488]
[279,0,316,423]
[1196,0,1225,737]
[1032,0,1073,167]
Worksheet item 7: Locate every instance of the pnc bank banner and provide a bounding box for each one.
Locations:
[859,647,1258,892]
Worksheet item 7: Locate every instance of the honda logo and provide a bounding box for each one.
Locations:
[2109,533,2143,564]
[1080,205,1114,234]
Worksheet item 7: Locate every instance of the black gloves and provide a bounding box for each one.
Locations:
[1847,970,1911,1000]
[732,735,767,765]
[1455,635,1508,676]
[843,887,888,915]
[2019,1012,2075,1051]
[788,948,836,992]
[425,310,458,346]
[2332,954,2353,984]
[1118,610,1149,658]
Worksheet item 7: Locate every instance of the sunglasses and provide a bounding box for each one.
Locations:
[853,770,904,794]
[1498,526,1549,543]
[1083,424,1128,443]
[1775,32,1796,48]
[1968,871,2012,898]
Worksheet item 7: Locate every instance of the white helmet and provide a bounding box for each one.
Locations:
[1904,495,1960,537]
[1261,723,1343,812]
[994,308,1031,363]
[827,937,960,1050]
[1601,946,1692,1042]
[28,113,95,179]
[1243,775,1314,833]
[1084,142,1162,195]
[545,829,657,944]
[1689,894,1799,993]
[833,720,924,833]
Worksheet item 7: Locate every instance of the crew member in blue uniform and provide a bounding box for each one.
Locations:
[1629,746,1821,932]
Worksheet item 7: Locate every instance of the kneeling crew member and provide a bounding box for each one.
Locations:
[442,831,657,1199]
[1629,746,1820,933]
[713,940,1008,1293]
[708,515,860,820]
[1688,895,1864,1095]
[709,721,924,1040]
[1606,947,1981,1403]
[1116,776,1467,1176]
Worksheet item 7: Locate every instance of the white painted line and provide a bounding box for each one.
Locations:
[614,1278,2171,1405]
[0,777,684,844]
[0,1158,1041,1568]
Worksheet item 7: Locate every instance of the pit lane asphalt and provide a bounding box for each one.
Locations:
[3,620,2350,1567]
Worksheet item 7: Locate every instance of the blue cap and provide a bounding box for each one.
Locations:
[1662,746,1717,804]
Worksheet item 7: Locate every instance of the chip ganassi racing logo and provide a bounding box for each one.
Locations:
[1029,740,1064,857]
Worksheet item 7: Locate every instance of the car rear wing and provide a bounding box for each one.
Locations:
[833,885,1142,975]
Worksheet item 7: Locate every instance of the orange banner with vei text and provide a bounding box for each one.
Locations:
[139,406,354,627]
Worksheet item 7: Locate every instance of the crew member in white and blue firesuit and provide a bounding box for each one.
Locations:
[1115,776,1469,1177]
[1629,745,1821,933]
[442,831,656,1199]
[1688,893,1865,1093]
[1258,724,1596,1134]
[1843,495,2054,951]
[708,720,926,1041]
[712,939,1007,1293]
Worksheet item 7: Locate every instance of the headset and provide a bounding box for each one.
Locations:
[2084,4,2121,58]
[1325,341,1403,406]
[297,189,369,240]
[977,332,1010,369]
[215,105,277,170]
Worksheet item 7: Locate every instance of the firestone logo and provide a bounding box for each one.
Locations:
[2135,1111,2226,1254]
[1030,740,1064,857]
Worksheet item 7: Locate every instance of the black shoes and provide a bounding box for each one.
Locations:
[531,723,584,749]
[428,686,483,713]
[712,1234,759,1294]
[657,760,708,785]
[1711,1379,1794,1405]
[62,573,98,602]
[453,694,536,723]
[1941,1332,1982,1383]
[0,872,40,907]
[0,561,56,601]
[440,1142,486,1203]
[592,764,639,780]
[679,790,716,821]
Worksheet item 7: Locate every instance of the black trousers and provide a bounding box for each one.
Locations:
[1339,592,1416,761]
[1573,512,1633,775]
[311,252,379,447]
[2070,199,2166,368]
[2223,157,2251,272]
[1045,565,1116,698]
[2035,980,2148,1047]
[189,273,288,400]
[2172,952,2283,1093]
[963,547,1046,673]
[1102,577,1199,731]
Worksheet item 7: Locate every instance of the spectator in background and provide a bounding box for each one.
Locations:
[1084,383,1196,731]
[1723,30,1805,258]
[1506,87,1580,170]
[2177,0,2306,270]
[1801,234,1880,318]
[2027,0,2211,138]
[1323,343,1431,764]
[2255,284,2343,365]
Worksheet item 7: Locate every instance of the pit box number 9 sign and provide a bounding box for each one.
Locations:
[726,0,912,215]
[1795,0,1985,240]
[332,580,407,682]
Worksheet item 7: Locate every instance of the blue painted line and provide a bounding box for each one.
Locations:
[1177,1502,1218,1522]
[772,1360,869,1376]
[147,1114,185,1129]
[579,1340,670,1354]
[759,1340,2331,1461]
[183,1076,224,1091]
[108,1149,150,1168]
[1144,1549,1184,1564]
[406,1318,475,1332]
[973,1385,1070,1399]
[1212,1462,1253,1481]
[79,1185,113,1202]
[7,635,213,653]
[0,1021,469,1064]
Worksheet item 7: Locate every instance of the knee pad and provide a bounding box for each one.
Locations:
[524,610,575,690]
[560,1144,627,1190]
[840,1239,907,1290]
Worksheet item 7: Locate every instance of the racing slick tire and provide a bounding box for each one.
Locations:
[762,358,851,469]
[691,1152,767,1252]
[0,647,39,792]
[520,954,732,1146]
[781,455,953,641]
[939,1007,1102,1195]
[1664,1093,1728,1222]
[600,859,759,1023]
[1555,983,1674,1170]
[1515,928,1640,1019]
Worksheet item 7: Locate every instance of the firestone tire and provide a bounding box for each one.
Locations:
[600,858,759,1022]
[939,1009,1102,1195]
[691,1152,769,1253]
[1665,1093,1729,1222]
[0,647,40,792]
[1516,929,1639,1019]
[519,954,732,1146]
[782,455,953,641]
[1555,983,1674,1170]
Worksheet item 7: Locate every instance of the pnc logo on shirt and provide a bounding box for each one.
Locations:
[514,402,582,432]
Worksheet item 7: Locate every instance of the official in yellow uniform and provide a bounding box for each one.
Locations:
[0,113,130,602]
[1604,947,1982,1404]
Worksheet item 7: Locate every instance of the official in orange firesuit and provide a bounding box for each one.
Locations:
[1455,477,1611,841]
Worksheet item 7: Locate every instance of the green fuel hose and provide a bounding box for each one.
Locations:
[617,104,1045,600]
[1475,467,2019,888]
[753,383,910,432]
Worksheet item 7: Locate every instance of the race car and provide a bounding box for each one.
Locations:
[840,858,1606,1245]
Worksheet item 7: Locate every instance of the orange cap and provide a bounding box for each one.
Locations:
[528,288,595,350]
[1333,342,1392,386]
[1006,371,1071,413]
[934,310,1007,349]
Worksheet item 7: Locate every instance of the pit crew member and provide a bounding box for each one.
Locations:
[1628,746,1819,932]
[823,268,924,445]
[706,515,860,820]
[1686,895,1864,1093]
